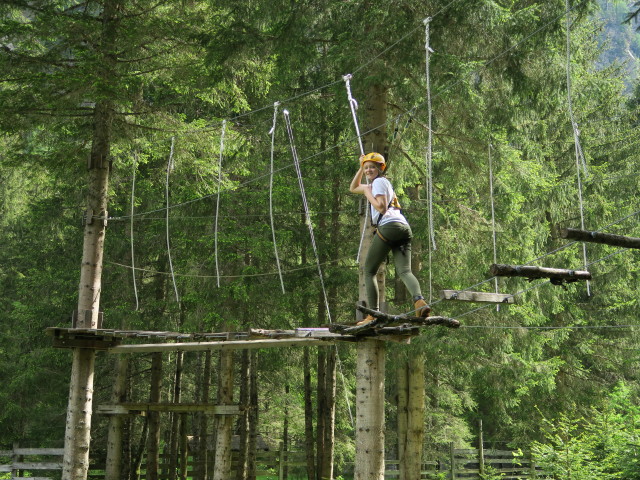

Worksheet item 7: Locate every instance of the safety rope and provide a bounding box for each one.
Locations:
[283,110,332,323]
[565,0,590,296]
[488,142,500,311]
[343,74,369,263]
[214,120,226,288]
[166,137,180,303]
[424,17,436,303]
[269,103,286,294]
[130,152,140,310]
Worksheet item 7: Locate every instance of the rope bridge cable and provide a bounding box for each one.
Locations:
[165,136,180,304]
[343,74,370,264]
[565,0,590,297]
[283,109,332,323]
[214,120,227,288]
[106,0,588,225]
[269,102,286,294]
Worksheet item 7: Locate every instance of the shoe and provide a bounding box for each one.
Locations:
[356,314,376,326]
[414,298,431,318]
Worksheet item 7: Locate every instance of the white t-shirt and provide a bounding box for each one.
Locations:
[370,177,407,226]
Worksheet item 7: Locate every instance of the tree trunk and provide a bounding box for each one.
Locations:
[248,351,258,480]
[213,350,234,480]
[195,352,212,480]
[355,340,386,480]
[62,0,121,473]
[405,355,425,480]
[105,355,129,480]
[235,350,250,480]
[179,413,188,480]
[132,418,148,480]
[146,352,163,480]
[303,348,315,478]
[283,384,290,480]
[354,84,388,480]
[397,362,408,480]
[168,351,184,480]
[316,347,327,480]
[320,347,337,480]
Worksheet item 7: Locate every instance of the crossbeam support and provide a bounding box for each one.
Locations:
[440,290,514,304]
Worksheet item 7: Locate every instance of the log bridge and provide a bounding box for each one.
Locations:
[489,263,592,285]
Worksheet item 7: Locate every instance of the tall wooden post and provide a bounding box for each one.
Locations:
[355,339,386,479]
[354,84,389,480]
[62,97,113,480]
[62,0,120,477]
[213,350,234,480]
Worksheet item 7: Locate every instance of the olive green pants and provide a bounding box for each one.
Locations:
[364,222,422,310]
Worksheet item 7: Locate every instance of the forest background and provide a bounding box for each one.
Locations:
[2,0,640,478]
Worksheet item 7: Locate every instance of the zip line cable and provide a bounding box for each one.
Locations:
[165,137,180,304]
[214,120,227,288]
[269,102,286,294]
[565,0,590,297]
[130,153,140,311]
[283,109,332,324]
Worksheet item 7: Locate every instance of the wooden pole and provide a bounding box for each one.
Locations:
[490,263,592,282]
[355,339,386,479]
[560,228,640,249]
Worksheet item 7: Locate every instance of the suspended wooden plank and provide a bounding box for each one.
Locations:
[440,290,515,304]
[489,263,591,284]
[560,228,640,249]
[96,403,241,415]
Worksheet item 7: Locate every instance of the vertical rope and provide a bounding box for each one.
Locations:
[130,152,139,310]
[165,137,180,303]
[424,17,436,303]
[565,0,591,295]
[488,142,500,311]
[214,120,227,288]
[343,74,369,262]
[269,102,286,294]
[283,110,332,323]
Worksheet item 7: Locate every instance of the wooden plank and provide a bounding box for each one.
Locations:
[440,290,515,304]
[490,263,591,283]
[108,337,335,353]
[560,228,640,249]
[12,462,62,469]
[96,403,241,415]
[13,448,64,456]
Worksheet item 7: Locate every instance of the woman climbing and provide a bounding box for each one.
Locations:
[349,152,430,326]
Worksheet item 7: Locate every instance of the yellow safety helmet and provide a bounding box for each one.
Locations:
[360,152,386,172]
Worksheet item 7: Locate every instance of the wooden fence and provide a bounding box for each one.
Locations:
[1,445,545,479]
[0,447,63,480]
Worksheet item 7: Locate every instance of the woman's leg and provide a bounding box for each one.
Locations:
[364,233,391,310]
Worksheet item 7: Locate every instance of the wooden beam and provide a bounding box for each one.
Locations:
[96,403,241,415]
[108,337,336,354]
[560,228,640,249]
[489,263,591,284]
[440,290,515,304]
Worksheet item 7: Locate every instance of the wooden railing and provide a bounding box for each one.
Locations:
[0,447,64,480]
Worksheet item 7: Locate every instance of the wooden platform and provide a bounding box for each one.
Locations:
[46,313,459,353]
